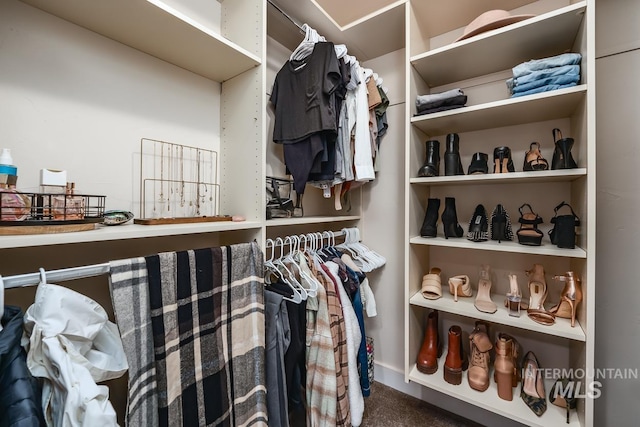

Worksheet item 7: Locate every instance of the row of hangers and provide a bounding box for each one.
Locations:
[264,228,385,304]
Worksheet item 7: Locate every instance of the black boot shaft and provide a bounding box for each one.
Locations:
[421,198,441,237]
[444,133,464,176]
[418,140,440,177]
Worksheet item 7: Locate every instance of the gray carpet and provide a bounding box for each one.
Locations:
[361,381,483,427]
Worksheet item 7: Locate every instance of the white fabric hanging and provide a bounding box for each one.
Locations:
[22,281,128,427]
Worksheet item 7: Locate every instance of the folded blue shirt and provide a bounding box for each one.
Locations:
[506,65,580,91]
[512,73,580,94]
[512,53,582,78]
[511,82,578,98]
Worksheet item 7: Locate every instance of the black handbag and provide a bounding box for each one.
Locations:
[266,176,303,219]
[549,201,580,249]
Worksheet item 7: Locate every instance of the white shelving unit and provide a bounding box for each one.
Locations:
[405,1,595,426]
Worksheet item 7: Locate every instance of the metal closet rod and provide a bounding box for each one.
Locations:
[267,0,305,32]
[2,263,110,290]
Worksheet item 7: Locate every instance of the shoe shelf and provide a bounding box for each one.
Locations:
[407,363,582,427]
[410,236,587,259]
[410,85,587,136]
[0,220,263,249]
[410,169,587,186]
[410,2,587,87]
[20,0,261,82]
[265,215,361,227]
[409,291,586,342]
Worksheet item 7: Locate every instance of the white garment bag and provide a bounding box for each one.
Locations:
[22,275,128,427]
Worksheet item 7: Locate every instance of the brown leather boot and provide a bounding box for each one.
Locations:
[416,310,440,374]
[494,333,519,400]
[443,325,463,385]
[468,321,492,392]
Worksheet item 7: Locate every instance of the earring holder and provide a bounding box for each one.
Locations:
[136,138,231,225]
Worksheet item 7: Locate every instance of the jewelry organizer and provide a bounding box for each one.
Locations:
[135,138,230,225]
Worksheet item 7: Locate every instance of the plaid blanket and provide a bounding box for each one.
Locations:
[145,242,267,427]
[109,257,159,427]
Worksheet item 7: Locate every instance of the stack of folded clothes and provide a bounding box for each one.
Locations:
[507,52,581,98]
[415,88,467,116]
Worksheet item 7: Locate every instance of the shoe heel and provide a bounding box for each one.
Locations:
[496,370,514,401]
[444,366,462,385]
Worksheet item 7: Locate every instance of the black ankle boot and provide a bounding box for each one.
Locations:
[444,133,464,176]
[551,128,578,170]
[418,140,440,177]
[468,152,488,175]
[420,198,440,237]
[441,197,464,239]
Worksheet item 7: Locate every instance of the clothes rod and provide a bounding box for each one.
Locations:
[267,0,305,32]
[2,263,110,290]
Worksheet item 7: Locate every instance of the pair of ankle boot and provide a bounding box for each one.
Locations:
[420,197,463,239]
[417,133,464,177]
[416,311,469,385]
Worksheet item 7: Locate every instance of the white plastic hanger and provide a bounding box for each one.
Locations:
[264,239,302,304]
[274,237,307,301]
[284,236,317,297]
[0,275,4,332]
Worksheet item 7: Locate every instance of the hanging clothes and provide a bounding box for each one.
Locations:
[22,283,128,427]
[0,305,46,427]
[264,290,291,427]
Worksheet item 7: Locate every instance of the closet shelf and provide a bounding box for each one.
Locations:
[407,364,583,427]
[409,291,586,342]
[410,169,587,186]
[20,0,261,82]
[409,236,587,259]
[411,85,586,135]
[411,2,587,87]
[266,215,361,227]
[0,220,263,249]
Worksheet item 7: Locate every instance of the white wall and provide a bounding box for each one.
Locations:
[0,0,221,214]
[594,0,640,425]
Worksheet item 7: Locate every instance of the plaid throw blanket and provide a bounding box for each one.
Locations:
[145,242,267,427]
[109,257,159,427]
[109,242,267,427]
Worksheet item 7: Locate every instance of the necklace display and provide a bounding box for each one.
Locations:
[136,138,227,224]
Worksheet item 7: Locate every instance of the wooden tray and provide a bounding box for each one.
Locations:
[134,216,232,225]
[0,223,96,235]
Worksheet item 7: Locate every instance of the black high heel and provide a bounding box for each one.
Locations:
[467,152,488,175]
[548,201,581,249]
[551,128,578,169]
[420,198,440,237]
[467,204,489,242]
[516,203,544,246]
[441,197,464,239]
[444,133,464,176]
[490,204,513,243]
[493,146,515,173]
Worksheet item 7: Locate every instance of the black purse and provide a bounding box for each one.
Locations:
[549,201,580,249]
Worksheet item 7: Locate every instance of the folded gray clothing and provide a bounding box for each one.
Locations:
[414,102,467,116]
[416,94,467,114]
[416,88,465,110]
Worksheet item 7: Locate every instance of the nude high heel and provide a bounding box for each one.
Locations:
[448,275,473,302]
[474,264,497,314]
[549,271,583,327]
[526,264,556,326]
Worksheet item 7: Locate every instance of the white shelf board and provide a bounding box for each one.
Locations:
[411,2,587,87]
[408,364,582,427]
[409,236,587,259]
[409,291,586,342]
[410,169,587,186]
[411,85,587,136]
[0,220,263,249]
[20,0,261,82]
[266,215,360,227]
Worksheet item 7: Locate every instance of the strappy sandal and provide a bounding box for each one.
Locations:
[517,203,544,246]
[474,265,497,314]
[448,275,473,302]
[421,267,442,300]
[525,264,555,326]
[523,142,549,171]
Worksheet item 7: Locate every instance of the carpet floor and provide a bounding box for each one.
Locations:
[360,381,484,427]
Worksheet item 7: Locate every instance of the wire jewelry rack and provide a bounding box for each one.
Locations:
[136,138,230,225]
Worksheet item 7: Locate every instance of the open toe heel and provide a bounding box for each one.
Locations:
[516,203,544,246]
[523,142,549,171]
[526,264,555,326]
[493,146,515,173]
